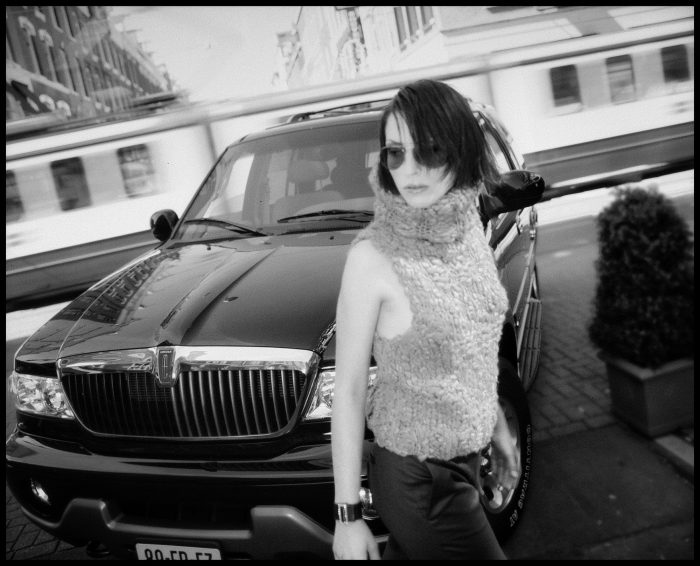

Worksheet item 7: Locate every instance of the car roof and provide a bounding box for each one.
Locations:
[240,109,384,142]
[238,97,493,143]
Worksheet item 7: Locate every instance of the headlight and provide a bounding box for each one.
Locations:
[9,371,75,419]
[303,366,377,422]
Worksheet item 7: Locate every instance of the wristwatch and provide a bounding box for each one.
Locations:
[334,502,363,524]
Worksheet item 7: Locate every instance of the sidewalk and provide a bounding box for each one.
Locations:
[499,215,694,558]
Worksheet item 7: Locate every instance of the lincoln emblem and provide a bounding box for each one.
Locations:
[156,347,176,386]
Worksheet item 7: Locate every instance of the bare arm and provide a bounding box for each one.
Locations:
[331,241,382,560]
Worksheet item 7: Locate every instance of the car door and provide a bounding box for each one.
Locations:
[480,117,539,387]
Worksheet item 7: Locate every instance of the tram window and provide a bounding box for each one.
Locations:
[661,45,690,83]
[6,170,24,223]
[606,55,635,104]
[118,144,156,197]
[550,65,581,107]
[51,157,92,211]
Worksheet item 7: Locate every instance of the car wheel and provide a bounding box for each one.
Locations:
[478,357,532,542]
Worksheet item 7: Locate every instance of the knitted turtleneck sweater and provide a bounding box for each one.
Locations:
[354,181,509,461]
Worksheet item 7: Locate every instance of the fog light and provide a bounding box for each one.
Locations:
[30,479,50,505]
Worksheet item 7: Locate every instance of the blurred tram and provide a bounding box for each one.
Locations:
[6,20,693,309]
[489,19,694,191]
[6,102,220,309]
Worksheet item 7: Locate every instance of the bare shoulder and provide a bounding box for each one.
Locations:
[347,238,386,270]
[341,239,390,297]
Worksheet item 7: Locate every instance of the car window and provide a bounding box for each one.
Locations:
[483,130,512,174]
[175,120,380,239]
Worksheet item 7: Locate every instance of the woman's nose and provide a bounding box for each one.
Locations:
[402,148,421,173]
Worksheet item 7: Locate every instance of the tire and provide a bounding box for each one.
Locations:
[478,357,533,543]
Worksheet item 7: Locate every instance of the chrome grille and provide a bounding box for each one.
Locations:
[62,368,308,438]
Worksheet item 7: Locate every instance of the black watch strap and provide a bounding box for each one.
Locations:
[334,502,363,523]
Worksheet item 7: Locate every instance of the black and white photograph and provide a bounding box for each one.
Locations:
[6,6,693,560]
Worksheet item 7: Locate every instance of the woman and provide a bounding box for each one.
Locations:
[331,79,520,560]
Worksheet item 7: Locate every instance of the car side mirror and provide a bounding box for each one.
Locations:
[480,170,545,219]
[150,209,179,242]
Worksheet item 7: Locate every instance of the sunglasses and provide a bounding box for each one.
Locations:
[380,143,448,171]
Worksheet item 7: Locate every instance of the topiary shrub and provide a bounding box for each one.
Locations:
[588,183,694,368]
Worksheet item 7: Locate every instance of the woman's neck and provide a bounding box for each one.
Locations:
[372,187,475,245]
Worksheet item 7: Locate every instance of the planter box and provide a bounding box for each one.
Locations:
[599,353,694,438]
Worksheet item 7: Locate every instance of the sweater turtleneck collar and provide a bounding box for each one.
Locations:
[372,182,476,245]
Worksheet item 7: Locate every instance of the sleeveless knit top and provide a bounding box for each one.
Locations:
[353,180,509,461]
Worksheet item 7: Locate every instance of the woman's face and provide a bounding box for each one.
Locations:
[384,112,454,209]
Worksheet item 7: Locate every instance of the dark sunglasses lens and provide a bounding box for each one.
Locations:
[382,146,446,170]
[420,145,447,168]
[383,148,404,170]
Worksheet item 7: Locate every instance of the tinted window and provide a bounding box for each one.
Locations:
[550,65,581,106]
[6,170,24,222]
[661,45,690,83]
[177,121,379,239]
[606,55,635,103]
[118,144,156,197]
[51,157,91,211]
[483,130,511,174]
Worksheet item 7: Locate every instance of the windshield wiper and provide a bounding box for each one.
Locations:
[182,218,267,236]
[277,209,374,224]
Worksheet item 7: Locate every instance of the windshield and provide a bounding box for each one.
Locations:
[174,120,380,240]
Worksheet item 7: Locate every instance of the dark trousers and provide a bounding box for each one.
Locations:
[369,443,506,560]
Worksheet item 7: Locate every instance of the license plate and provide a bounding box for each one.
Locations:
[136,543,221,560]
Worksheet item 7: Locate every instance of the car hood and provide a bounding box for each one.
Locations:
[17,232,355,365]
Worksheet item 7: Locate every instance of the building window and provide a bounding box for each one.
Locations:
[7,30,16,62]
[60,7,73,37]
[103,38,114,67]
[661,45,690,83]
[47,6,59,28]
[56,48,74,90]
[20,24,41,74]
[82,65,94,97]
[70,60,86,96]
[606,55,635,104]
[406,7,420,41]
[67,8,80,38]
[39,33,58,82]
[420,6,435,30]
[51,158,91,211]
[550,64,581,107]
[53,7,64,31]
[394,6,435,50]
[6,171,24,223]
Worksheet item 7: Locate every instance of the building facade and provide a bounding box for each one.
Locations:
[6,5,172,122]
[275,6,693,93]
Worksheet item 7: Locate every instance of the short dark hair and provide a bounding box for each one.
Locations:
[377,79,499,194]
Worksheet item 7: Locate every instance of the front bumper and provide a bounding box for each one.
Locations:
[21,499,337,560]
[6,431,383,560]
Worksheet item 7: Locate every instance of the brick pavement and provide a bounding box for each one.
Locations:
[528,254,615,445]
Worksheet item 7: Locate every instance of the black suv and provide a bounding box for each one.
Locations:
[7,99,543,560]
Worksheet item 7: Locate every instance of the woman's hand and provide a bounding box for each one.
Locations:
[490,405,520,491]
[333,520,381,560]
